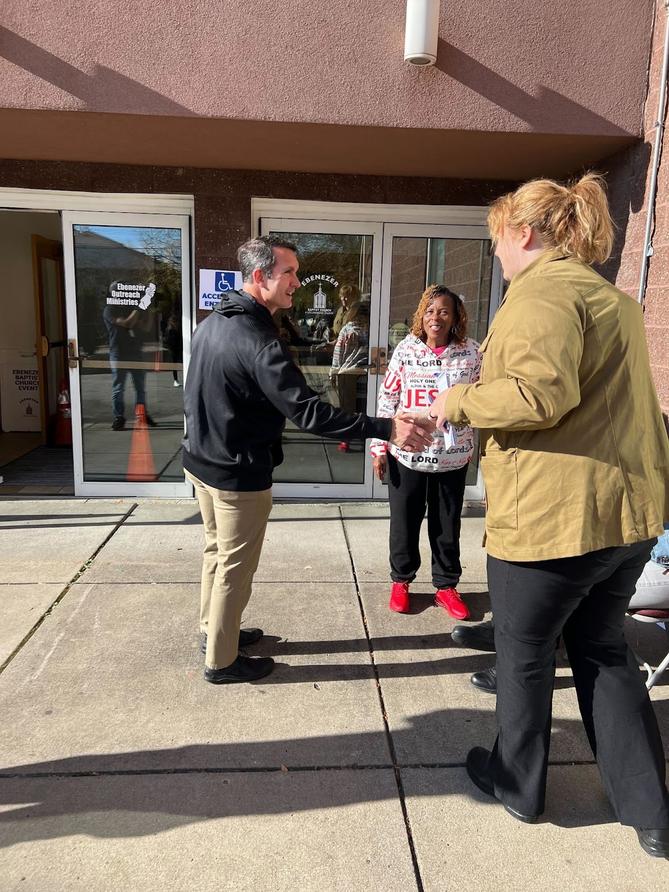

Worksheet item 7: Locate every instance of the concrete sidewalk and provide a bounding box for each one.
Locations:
[0,499,668,891]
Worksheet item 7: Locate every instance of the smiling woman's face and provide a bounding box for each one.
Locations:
[422,294,455,346]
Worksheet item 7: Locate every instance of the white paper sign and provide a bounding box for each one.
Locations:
[0,349,41,432]
[198,269,243,310]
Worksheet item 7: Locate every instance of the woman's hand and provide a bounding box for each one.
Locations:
[373,455,387,481]
[428,390,450,430]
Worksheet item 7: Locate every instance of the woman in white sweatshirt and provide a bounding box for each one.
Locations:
[371,285,481,617]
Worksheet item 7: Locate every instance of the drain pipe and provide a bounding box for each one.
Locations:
[638,0,669,305]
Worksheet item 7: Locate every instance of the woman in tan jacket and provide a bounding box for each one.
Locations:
[431,173,669,857]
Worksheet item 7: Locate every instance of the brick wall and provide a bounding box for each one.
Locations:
[604,0,669,413]
[0,158,513,325]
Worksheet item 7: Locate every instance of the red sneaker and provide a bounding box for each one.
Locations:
[389,581,410,613]
[435,587,470,620]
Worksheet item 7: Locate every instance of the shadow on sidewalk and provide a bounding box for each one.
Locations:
[0,704,648,848]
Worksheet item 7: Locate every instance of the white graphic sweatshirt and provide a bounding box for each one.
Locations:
[370,335,481,472]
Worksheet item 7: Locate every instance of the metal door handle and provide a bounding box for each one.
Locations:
[68,339,81,368]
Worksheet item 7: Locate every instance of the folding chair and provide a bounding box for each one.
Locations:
[627,559,669,690]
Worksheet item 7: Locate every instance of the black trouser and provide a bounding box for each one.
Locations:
[486,539,669,826]
[387,454,467,589]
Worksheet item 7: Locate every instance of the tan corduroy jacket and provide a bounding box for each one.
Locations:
[444,250,669,561]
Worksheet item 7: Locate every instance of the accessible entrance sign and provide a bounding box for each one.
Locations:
[198,269,243,310]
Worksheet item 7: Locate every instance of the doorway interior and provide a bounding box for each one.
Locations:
[0,209,73,495]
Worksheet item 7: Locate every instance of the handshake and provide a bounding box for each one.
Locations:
[388,389,452,452]
[388,411,437,452]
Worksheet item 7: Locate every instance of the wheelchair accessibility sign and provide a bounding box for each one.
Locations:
[199,268,243,310]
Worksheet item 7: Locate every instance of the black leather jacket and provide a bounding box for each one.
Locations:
[183,290,391,490]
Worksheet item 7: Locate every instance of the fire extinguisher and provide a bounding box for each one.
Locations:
[54,378,73,447]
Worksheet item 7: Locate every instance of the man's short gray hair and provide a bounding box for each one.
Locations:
[237,235,298,283]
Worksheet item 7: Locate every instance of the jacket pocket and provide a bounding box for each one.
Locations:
[480,448,518,530]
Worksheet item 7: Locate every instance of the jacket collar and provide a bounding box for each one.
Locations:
[502,248,568,302]
[215,289,275,324]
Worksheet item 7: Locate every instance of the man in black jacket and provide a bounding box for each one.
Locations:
[184,235,433,684]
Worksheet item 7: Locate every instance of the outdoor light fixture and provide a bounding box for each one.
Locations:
[404,0,440,66]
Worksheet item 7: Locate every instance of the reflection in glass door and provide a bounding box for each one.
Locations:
[62,212,191,496]
[261,219,383,498]
[375,224,502,500]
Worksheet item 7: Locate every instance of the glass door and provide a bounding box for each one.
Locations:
[62,211,191,497]
[373,223,503,500]
[260,219,383,499]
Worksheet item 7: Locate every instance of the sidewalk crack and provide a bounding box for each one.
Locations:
[338,506,425,892]
[0,502,138,676]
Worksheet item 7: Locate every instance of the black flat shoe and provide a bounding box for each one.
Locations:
[466,746,539,824]
[636,827,669,858]
[451,620,495,652]
[204,654,274,684]
[200,628,264,654]
[471,666,497,694]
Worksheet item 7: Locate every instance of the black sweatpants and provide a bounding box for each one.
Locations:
[387,454,468,589]
[486,539,669,826]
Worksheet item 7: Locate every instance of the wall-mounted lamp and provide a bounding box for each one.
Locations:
[404,0,440,66]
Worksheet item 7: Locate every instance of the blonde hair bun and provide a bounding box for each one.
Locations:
[488,172,614,265]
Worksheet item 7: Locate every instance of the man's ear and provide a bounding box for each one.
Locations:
[251,267,265,287]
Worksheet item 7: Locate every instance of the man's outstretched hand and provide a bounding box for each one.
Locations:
[389,411,435,452]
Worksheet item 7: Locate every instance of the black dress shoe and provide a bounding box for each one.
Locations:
[466,746,539,824]
[451,620,495,652]
[636,827,669,858]
[204,654,274,684]
[471,665,497,694]
[200,628,264,654]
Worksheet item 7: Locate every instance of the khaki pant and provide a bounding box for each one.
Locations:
[186,470,272,669]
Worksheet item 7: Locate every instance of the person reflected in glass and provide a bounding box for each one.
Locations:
[164,310,183,388]
[103,281,157,430]
[370,285,481,618]
[329,301,370,452]
[332,283,361,340]
[314,283,362,360]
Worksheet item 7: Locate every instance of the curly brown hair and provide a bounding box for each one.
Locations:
[410,285,468,344]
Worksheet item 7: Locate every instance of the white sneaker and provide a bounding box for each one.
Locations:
[173,380,181,387]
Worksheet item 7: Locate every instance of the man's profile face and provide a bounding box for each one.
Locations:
[261,247,300,314]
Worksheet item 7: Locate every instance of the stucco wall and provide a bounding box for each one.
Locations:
[0,1,652,138]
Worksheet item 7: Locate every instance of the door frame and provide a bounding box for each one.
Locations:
[62,209,192,497]
[254,200,501,502]
[31,235,67,444]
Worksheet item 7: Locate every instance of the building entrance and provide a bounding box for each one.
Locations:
[258,203,502,501]
[0,189,194,499]
[0,209,73,495]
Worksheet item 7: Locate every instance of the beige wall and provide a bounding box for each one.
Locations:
[0,210,62,351]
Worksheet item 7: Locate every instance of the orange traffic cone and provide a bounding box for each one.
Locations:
[126,404,157,481]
